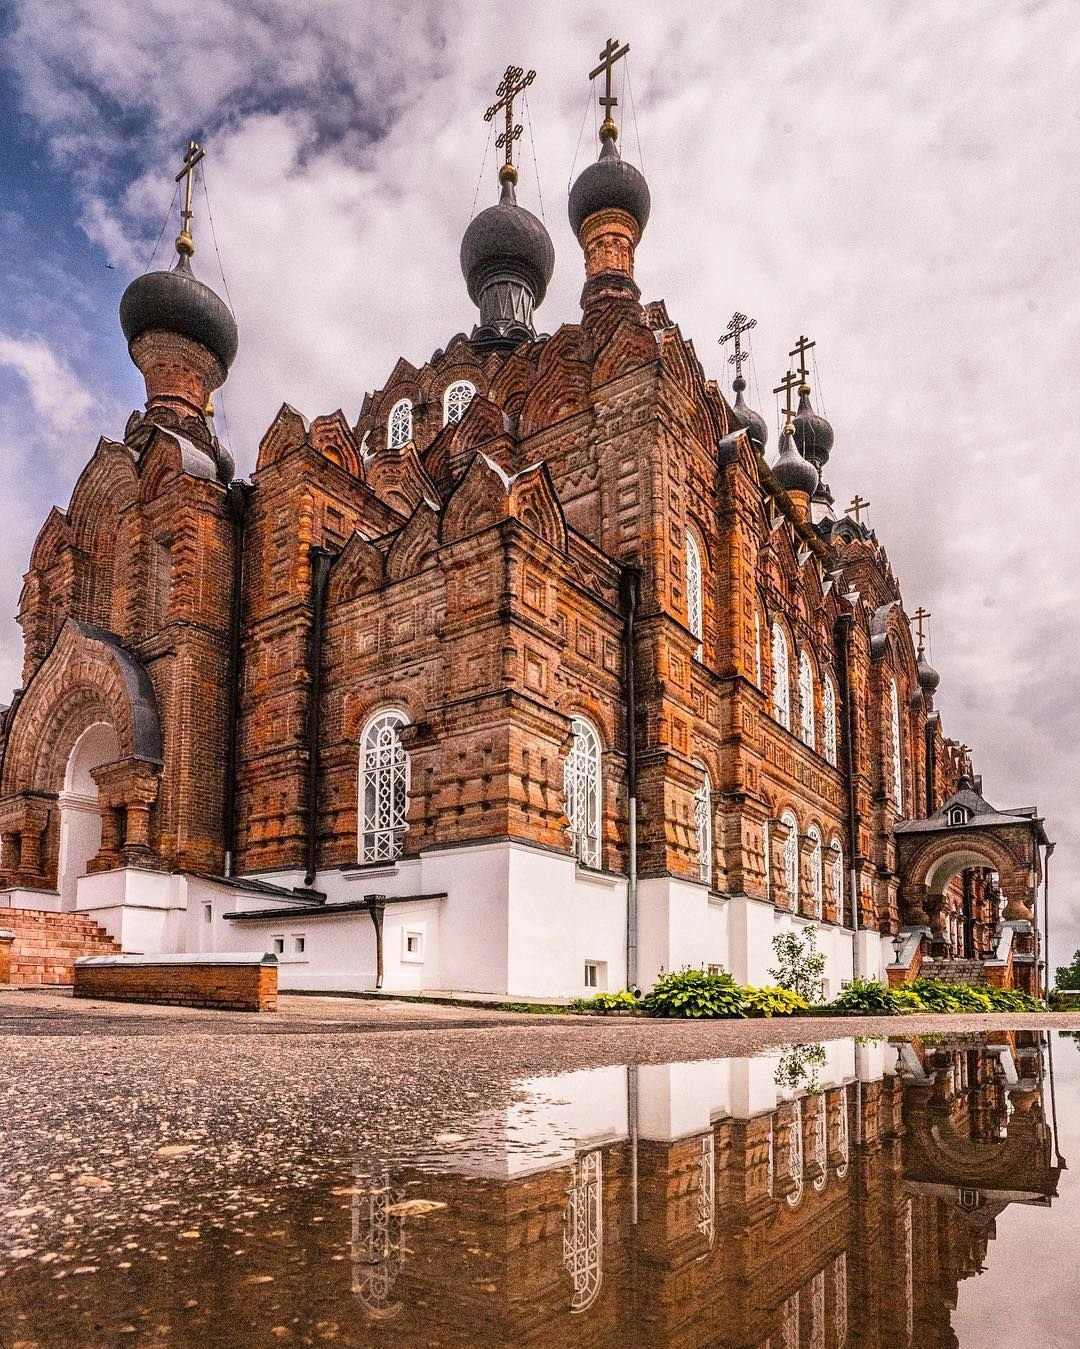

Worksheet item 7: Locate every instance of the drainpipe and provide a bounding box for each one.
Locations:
[222,481,248,878]
[365,893,386,990]
[924,717,936,817]
[1043,841,1055,998]
[835,613,862,972]
[620,565,642,994]
[304,547,333,887]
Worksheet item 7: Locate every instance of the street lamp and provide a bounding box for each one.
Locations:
[892,930,906,965]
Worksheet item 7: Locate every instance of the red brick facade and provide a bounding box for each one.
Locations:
[73,955,277,1011]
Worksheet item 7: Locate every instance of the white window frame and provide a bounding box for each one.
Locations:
[808,824,823,918]
[798,649,816,749]
[686,530,704,661]
[387,398,412,449]
[754,610,763,687]
[564,716,602,869]
[442,380,476,426]
[694,763,713,887]
[564,1149,603,1312]
[762,818,772,901]
[823,674,838,766]
[771,623,791,729]
[271,935,285,955]
[359,709,410,863]
[831,837,844,921]
[401,926,425,963]
[781,809,799,907]
[889,677,904,815]
[293,934,307,955]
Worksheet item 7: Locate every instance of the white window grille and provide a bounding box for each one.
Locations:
[696,1132,716,1247]
[351,1166,405,1319]
[823,675,838,766]
[762,818,772,901]
[782,1291,800,1349]
[810,1269,826,1349]
[889,678,904,815]
[798,649,815,748]
[831,838,845,922]
[781,810,799,908]
[443,380,475,425]
[694,764,713,887]
[836,1084,849,1178]
[766,1121,775,1197]
[904,1198,913,1343]
[834,1252,849,1348]
[686,531,704,660]
[949,805,967,826]
[771,623,791,729]
[360,710,410,863]
[812,1095,828,1191]
[564,1149,603,1313]
[808,825,823,919]
[754,610,763,687]
[786,1097,804,1208]
[565,716,602,869]
[387,398,412,449]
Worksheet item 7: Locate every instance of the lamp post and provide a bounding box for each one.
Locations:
[892,931,906,966]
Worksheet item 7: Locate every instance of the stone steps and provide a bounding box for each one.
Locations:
[1,908,122,987]
[922,958,987,986]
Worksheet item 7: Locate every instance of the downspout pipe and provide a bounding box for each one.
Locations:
[304,547,333,887]
[835,613,862,971]
[1043,841,1056,998]
[620,564,642,994]
[222,481,249,878]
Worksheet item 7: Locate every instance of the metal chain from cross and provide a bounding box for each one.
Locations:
[911,606,932,652]
[174,139,205,258]
[590,36,630,138]
[773,370,801,427]
[719,311,757,381]
[485,65,536,173]
[846,494,871,525]
[789,334,815,389]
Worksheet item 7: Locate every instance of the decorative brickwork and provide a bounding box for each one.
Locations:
[0,908,121,985]
[73,955,277,1011]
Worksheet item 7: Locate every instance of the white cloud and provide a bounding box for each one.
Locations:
[0,335,97,437]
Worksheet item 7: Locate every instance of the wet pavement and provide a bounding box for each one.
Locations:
[2,991,1079,1346]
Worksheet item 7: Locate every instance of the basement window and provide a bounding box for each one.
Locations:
[203,903,212,925]
[584,960,607,991]
[401,927,425,964]
[293,935,306,955]
[272,935,285,955]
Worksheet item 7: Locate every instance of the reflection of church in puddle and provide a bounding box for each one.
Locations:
[351,1035,1063,1347]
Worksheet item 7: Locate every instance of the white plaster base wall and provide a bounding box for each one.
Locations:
[0,889,62,912]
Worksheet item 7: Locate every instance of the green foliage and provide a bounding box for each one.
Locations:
[774,1042,827,1091]
[1049,989,1080,1011]
[891,986,928,1013]
[829,978,903,1015]
[643,968,748,1019]
[769,928,827,1003]
[569,990,641,1013]
[908,979,993,1013]
[741,985,810,1017]
[1055,948,1080,991]
[978,985,1045,1013]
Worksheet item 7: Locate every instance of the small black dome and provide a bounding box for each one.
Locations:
[791,387,834,470]
[568,134,651,238]
[731,376,767,454]
[771,425,819,496]
[461,177,555,309]
[120,254,238,371]
[917,650,941,694]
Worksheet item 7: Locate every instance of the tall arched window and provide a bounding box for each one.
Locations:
[694,764,713,887]
[798,650,815,749]
[443,380,475,425]
[762,818,772,901]
[889,678,904,815]
[786,1098,804,1208]
[771,623,791,729]
[387,398,413,449]
[754,610,763,687]
[808,824,823,918]
[823,675,838,766]
[781,809,799,907]
[359,710,410,862]
[686,531,703,661]
[564,716,602,869]
[564,1149,603,1312]
[831,837,844,921]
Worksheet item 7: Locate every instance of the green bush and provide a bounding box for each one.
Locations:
[741,985,810,1017]
[644,968,749,1019]
[569,990,641,1013]
[769,929,826,1004]
[829,978,903,1015]
[908,979,993,1013]
[891,986,928,1013]
[979,986,1045,1013]
[1049,989,1080,1011]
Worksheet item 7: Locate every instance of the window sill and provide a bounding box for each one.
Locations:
[575,866,620,889]
[343,863,400,881]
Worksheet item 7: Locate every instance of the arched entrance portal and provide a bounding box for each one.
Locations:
[57,722,120,910]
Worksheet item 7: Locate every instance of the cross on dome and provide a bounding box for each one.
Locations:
[789,334,816,390]
[773,370,801,430]
[173,139,205,259]
[484,65,535,184]
[590,36,630,142]
[846,494,871,525]
[720,312,757,381]
[911,606,932,653]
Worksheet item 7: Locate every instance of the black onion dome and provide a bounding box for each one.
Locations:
[460,178,555,308]
[568,135,651,238]
[120,253,238,371]
[917,650,941,694]
[791,387,834,470]
[771,424,819,496]
[731,376,768,454]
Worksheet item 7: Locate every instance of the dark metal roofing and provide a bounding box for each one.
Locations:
[460,178,555,308]
[770,425,819,496]
[731,377,768,454]
[225,893,448,921]
[568,135,651,238]
[189,872,326,903]
[119,253,238,370]
[72,622,163,764]
[895,777,1048,843]
[792,388,834,470]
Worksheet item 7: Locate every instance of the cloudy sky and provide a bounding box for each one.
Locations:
[0,1,1076,960]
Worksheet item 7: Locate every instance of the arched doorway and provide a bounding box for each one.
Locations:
[57,722,119,910]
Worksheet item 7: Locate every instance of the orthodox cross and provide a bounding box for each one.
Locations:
[846,494,871,525]
[911,606,932,652]
[485,65,535,171]
[789,334,816,387]
[174,139,205,258]
[590,36,630,133]
[773,370,801,426]
[719,311,757,381]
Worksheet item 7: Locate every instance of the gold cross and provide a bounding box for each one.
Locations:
[719,311,757,380]
[173,139,205,258]
[911,606,932,652]
[773,370,801,426]
[789,334,816,388]
[485,65,536,173]
[846,494,871,525]
[590,36,630,136]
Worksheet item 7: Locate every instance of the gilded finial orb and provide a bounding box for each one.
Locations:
[175,229,195,258]
[599,118,618,142]
[498,161,519,187]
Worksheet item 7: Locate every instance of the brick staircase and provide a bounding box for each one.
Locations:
[1,908,122,987]
[921,957,987,987]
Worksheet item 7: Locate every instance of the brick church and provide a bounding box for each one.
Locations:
[0,46,1053,998]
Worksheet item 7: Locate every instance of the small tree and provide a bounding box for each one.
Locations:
[769,928,826,1004]
[1055,948,1080,990]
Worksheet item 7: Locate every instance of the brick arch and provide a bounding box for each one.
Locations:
[899,829,1034,925]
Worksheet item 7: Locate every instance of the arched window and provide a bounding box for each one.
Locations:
[564,1149,603,1312]
[696,1132,716,1247]
[786,1098,804,1208]
[351,1166,405,1318]
[443,380,475,425]
[359,710,410,862]
[889,678,904,815]
[831,838,844,921]
[798,650,815,749]
[387,398,412,449]
[564,716,602,869]
[808,825,823,918]
[771,623,791,729]
[823,675,838,767]
[781,809,799,907]
[762,818,772,901]
[754,610,763,687]
[694,765,713,887]
[686,531,703,661]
